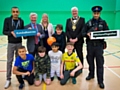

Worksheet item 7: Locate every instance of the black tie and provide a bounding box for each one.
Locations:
[72,18,77,20]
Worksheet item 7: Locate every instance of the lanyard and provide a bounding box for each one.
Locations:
[31,23,38,32]
[12,19,20,29]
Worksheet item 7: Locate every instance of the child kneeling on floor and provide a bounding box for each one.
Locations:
[60,42,83,85]
[13,46,34,90]
[34,46,51,86]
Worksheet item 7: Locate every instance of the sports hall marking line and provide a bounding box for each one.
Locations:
[104,50,120,78]
[83,66,120,69]
[105,50,120,59]
[108,42,120,47]
[0,60,6,61]
[104,51,120,56]
[0,70,6,72]
[42,83,46,90]
[0,44,7,48]
[105,66,120,68]
[104,64,120,79]
[0,66,120,72]
[0,52,7,59]
[0,65,120,73]
[107,40,120,55]
[0,43,7,59]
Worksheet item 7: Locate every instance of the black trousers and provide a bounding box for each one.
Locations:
[29,44,39,57]
[74,41,84,65]
[60,69,82,85]
[86,42,104,83]
[16,68,34,85]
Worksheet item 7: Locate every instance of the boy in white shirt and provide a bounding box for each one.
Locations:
[48,42,62,81]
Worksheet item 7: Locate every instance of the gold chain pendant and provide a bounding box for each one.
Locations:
[71,17,80,31]
[72,25,76,30]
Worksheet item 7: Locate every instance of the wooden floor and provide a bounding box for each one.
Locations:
[0,36,120,90]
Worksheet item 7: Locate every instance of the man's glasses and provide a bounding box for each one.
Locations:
[12,11,19,13]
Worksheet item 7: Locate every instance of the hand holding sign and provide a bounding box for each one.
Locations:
[87,32,91,39]
[14,29,37,37]
[37,32,40,37]
[90,30,120,39]
[11,31,16,38]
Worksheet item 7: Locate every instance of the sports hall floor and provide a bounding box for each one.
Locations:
[0,36,120,90]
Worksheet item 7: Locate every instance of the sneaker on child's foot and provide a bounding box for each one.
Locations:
[57,77,61,81]
[19,83,25,90]
[72,78,76,84]
[4,80,11,89]
[51,77,54,81]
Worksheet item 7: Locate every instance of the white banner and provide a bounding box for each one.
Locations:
[91,30,120,39]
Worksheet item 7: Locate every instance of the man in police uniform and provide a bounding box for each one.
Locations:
[82,6,109,89]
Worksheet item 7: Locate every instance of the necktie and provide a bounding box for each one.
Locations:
[34,24,38,44]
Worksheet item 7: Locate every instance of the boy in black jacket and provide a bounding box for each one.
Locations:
[52,24,66,53]
[3,6,24,89]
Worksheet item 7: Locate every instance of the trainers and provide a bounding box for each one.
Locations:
[19,83,25,90]
[4,80,11,89]
[72,78,76,84]
[57,77,61,81]
[51,77,54,81]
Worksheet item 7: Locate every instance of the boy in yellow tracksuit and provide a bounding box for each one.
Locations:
[60,42,83,85]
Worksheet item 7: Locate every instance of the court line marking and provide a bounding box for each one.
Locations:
[108,41,120,47]
[0,70,6,72]
[0,44,7,48]
[42,83,46,90]
[1,66,120,72]
[105,50,120,59]
[104,64,120,79]
[104,49,120,79]
[0,60,6,61]
[84,66,120,69]
[0,52,7,59]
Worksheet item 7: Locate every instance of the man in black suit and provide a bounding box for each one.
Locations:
[66,6,85,67]
[24,13,45,57]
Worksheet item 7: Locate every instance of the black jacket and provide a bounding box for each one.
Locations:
[82,17,109,43]
[66,17,85,43]
[3,16,24,43]
[52,31,66,53]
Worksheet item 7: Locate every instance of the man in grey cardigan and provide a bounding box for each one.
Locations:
[24,13,45,57]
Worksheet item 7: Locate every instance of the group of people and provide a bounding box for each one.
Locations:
[3,5,109,89]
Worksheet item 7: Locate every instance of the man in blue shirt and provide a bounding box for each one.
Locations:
[24,13,45,57]
[13,46,34,89]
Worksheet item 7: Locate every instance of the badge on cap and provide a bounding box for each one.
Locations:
[96,7,98,10]
[92,6,102,12]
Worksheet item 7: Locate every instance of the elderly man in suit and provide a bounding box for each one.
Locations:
[66,7,85,67]
[24,13,45,57]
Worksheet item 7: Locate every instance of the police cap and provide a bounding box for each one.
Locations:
[92,6,102,12]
